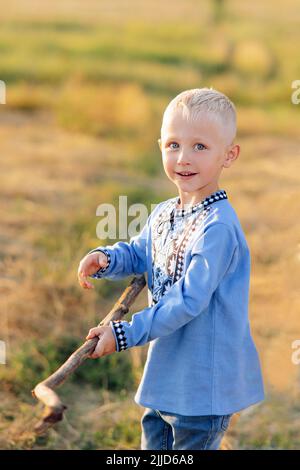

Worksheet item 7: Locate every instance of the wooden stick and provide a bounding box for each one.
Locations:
[31,274,146,434]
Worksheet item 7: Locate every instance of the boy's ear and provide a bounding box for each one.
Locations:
[223,143,240,168]
[157,138,162,150]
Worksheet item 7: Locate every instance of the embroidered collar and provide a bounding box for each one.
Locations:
[155,189,228,236]
[173,189,228,218]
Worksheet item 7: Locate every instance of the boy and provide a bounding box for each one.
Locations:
[78,88,265,450]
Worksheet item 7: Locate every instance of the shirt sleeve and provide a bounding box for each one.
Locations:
[109,223,238,351]
[87,202,162,281]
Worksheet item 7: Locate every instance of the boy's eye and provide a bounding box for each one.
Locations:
[195,143,206,150]
[168,142,179,149]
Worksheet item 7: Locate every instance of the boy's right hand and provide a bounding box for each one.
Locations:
[77,251,109,289]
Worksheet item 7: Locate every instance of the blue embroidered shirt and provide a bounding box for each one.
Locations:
[88,189,265,416]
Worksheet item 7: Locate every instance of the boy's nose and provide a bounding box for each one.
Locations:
[177,150,191,164]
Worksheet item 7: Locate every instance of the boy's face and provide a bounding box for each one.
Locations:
[158,109,240,205]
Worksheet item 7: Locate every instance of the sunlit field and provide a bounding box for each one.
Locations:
[0,0,300,449]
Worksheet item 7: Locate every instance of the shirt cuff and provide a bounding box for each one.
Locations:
[110,320,129,352]
[87,248,111,279]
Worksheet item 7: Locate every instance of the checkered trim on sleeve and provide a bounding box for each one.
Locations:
[111,320,128,351]
[88,248,111,279]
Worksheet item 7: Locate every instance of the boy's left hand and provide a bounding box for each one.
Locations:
[86,325,117,359]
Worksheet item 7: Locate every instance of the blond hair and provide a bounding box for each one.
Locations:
[161,87,237,145]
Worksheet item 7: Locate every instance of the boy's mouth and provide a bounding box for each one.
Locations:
[176,172,198,178]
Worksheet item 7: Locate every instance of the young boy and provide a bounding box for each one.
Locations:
[78,88,265,450]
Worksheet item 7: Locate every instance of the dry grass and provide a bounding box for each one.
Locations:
[1,0,300,450]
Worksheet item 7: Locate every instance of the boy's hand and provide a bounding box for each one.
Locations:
[78,251,108,289]
[86,325,117,359]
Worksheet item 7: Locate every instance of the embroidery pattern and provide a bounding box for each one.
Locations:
[150,190,228,306]
[111,320,128,351]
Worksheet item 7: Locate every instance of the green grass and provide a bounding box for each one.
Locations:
[0,336,135,398]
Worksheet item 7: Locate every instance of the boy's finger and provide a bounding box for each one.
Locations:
[80,282,94,290]
[94,340,104,358]
[86,327,102,339]
[83,281,94,289]
[78,269,85,280]
[78,271,94,289]
[86,332,95,339]
[88,346,101,359]
[86,328,97,338]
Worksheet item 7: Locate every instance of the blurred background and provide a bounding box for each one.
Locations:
[0,0,300,450]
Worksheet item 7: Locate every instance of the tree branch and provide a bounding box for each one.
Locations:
[31,274,146,434]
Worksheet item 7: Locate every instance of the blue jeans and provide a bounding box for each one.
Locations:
[141,408,233,450]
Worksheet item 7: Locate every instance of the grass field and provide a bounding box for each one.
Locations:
[0,0,300,449]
